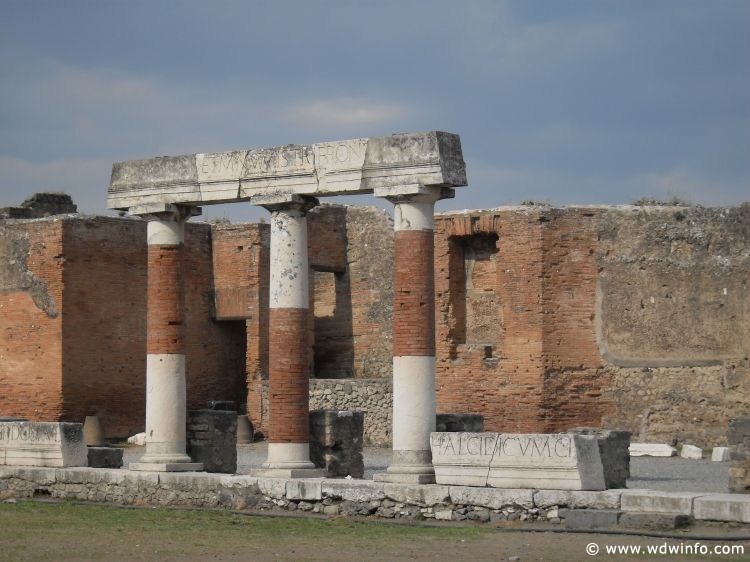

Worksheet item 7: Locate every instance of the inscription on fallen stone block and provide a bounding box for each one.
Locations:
[0,422,88,467]
[431,432,606,491]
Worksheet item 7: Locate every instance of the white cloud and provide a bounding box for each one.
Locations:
[287,97,411,127]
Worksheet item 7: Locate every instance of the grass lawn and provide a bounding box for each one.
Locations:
[0,500,747,561]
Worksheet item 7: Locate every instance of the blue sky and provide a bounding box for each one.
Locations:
[0,0,748,222]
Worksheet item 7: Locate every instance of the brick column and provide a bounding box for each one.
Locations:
[251,195,325,478]
[375,187,442,484]
[130,204,203,472]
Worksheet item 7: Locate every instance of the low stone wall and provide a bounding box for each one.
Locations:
[1,466,748,526]
[309,379,392,446]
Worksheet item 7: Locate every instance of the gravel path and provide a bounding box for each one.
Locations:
[122,443,730,492]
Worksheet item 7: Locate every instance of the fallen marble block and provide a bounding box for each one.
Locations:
[680,444,703,460]
[127,432,146,446]
[431,432,606,490]
[629,443,677,457]
[711,447,730,462]
[0,421,87,467]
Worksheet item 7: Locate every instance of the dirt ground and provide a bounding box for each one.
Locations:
[0,501,747,562]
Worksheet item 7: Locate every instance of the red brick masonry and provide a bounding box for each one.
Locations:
[393,230,435,357]
[268,307,310,443]
[147,244,185,355]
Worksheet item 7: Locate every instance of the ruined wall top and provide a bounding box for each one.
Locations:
[107,131,467,211]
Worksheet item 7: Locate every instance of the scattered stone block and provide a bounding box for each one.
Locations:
[127,432,146,446]
[711,447,730,462]
[569,427,630,488]
[431,432,605,490]
[559,508,621,529]
[680,444,703,459]
[186,410,237,473]
[693,493,750,523]
[436,413,483,433]
[629,443,677,457]
[620,490,704,515]
[309,410,364,478]
[0,422,87,468]
[87,447,123,468]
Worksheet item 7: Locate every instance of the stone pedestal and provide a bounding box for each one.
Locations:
[186,409,237,473]
[310,410,364,478]
[375,187,445,484]
[570,427,630,489]
[251,195,324,479]
[83,415,105,447]
[87,446,124,468]
[0,422,87,467]
[130,204,203,473]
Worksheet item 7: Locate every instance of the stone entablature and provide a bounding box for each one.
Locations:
[431,432,606,491]
[0,422,87,468]
[107,131,466,210]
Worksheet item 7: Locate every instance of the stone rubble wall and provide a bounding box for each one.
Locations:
[1,466,748,525]
[308,379,392,446]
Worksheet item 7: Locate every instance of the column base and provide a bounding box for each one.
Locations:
[250,467,327,479]
[129,462,204,472]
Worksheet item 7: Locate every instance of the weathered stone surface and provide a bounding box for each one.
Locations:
[107,132,466,210]
[309,410,364,478]
[431,432,605,490]
[0,422,87,468]
[711,446,730,462]
[321,480,385,502]
[87,447,123,469]
[436,414,484,433]
[728,416,750,493]
[629,443,677,457]
[0,193,77,220]
[618,512,692,530]
[186,410,237,473]
[383,484,450,507]
[448,486,534,509]
[620,490,705,515]
[680,444,703,459]
[560,508,621,529]
[285,480,323,501]
[693,494,750,523]
[533,489,622,510]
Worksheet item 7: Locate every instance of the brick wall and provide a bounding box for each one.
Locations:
[0,219,65,421]
[1,216,246,438]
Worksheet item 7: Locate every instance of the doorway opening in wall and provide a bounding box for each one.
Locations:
[447,233,501,358]
[312,270,354,379]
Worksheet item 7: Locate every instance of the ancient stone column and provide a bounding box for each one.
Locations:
[130,204,203,472]
[252,195,325,478]
[375,187,442,484]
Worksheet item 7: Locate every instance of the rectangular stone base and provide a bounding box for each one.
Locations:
[129,462,204,472]
[250,467,327,479]
[87,447,123,469]
[373,472,435,484]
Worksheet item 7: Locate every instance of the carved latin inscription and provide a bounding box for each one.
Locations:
[0,422,87,468]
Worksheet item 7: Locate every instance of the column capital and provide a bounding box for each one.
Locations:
[128,203,202,222]
[374,184,455,204]
[250,193,319,215]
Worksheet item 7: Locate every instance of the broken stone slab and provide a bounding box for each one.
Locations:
[629,443,677,457]
[0,422,87,468]
[711,447,730,462]
[431,432,606,490]
[680,444,703,460]
[569,427,630,488]
[108,132,467,210]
